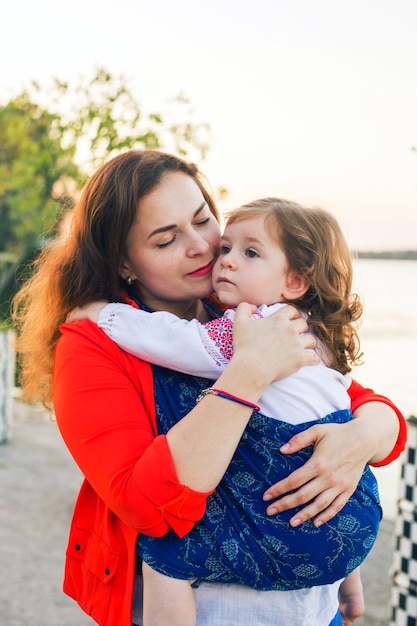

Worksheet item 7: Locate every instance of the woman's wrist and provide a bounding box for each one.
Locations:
[348,380,406,466]
[196,388,261,412]
[352,402,401,465]
[224,352,274,401]
[166,358,269,492]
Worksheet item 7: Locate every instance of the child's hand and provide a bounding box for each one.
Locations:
[66,301,109,324]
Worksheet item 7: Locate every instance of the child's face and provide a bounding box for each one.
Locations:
[212,216,291,307]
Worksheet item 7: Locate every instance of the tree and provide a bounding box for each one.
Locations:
[0,68,211,322]
[0,93,79,320]
[0,92,78,255]
[48,69,211,175]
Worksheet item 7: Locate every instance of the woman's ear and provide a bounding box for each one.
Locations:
[118,256,135,282]
[282,271,310,301]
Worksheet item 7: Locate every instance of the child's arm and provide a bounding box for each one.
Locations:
[96,302,236,378]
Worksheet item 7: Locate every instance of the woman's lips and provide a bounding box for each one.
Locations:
[187,260,214,277]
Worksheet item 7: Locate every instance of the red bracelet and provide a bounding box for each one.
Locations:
[196,387,260,412]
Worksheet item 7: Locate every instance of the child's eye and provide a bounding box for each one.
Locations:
[219,244,231,254]
[246,248,259,258]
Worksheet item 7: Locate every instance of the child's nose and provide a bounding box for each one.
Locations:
[221,254,237,270]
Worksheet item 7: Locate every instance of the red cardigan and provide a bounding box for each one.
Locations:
[53,320,406,626]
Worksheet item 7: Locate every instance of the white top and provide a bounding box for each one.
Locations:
[98,302,351,425]
[131,573,340,626]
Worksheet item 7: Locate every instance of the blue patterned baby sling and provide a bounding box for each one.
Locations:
[137,366,382,591]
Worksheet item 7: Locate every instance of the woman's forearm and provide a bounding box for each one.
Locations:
[166,304,319,493]
[166,359,264,491]
[351,401,401,465]
[348,379,407,466]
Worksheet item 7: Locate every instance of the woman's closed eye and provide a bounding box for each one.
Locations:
[196,216,212,227]
[156,216,212,249]
[156,235,177,248]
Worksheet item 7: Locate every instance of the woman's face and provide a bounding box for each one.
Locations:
[120,171,221,317]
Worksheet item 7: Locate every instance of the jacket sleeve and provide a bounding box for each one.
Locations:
[53,320,213,538]
[348,378,407,466]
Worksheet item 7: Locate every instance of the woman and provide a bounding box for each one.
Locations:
[12,150,406,626]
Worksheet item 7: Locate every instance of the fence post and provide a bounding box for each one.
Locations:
[0,330,15,443]
[390,415,417,626]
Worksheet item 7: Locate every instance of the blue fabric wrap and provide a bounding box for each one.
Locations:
[137,366,382,591]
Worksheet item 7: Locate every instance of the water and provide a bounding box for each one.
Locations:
[351,259,417,518]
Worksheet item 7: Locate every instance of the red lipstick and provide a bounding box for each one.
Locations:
[187,260,214,278]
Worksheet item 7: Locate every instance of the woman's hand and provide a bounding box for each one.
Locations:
[263,419,369,527]
[66,301,109,324]
[232,303,320,387]
[263,399,400,526]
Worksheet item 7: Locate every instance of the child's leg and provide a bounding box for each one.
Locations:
[338,566,365,625]
[142,560,196,626]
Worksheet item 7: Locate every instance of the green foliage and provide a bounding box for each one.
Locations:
[0,68,212,322]
[41,69,211,175]
[0,92,78,254]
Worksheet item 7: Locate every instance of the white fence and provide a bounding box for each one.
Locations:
[0,330,15,443]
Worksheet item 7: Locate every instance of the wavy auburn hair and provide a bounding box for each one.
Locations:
[226,198,363,374]
[12,150,219,406]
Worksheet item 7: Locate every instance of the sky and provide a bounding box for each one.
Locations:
[2,0,417,250]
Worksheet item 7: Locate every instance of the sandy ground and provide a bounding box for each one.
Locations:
[0,400,397,625]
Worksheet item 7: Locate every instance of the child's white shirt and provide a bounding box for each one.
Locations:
[98,302,351,425]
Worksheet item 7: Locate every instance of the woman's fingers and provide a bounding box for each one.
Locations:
[265,477,356,526]
[263,423,366,525]
[266,484,352,527]
[233,303,319,383]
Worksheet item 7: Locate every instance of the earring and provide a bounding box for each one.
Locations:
[126,276,133,285]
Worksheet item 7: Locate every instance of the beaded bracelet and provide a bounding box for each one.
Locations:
[196,387,260,412]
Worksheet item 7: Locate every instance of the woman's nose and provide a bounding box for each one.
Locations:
[187,230,210,256]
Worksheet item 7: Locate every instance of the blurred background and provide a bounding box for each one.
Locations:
[1,0,417,253]
[1,0,416,510]
[1,4,416,625]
